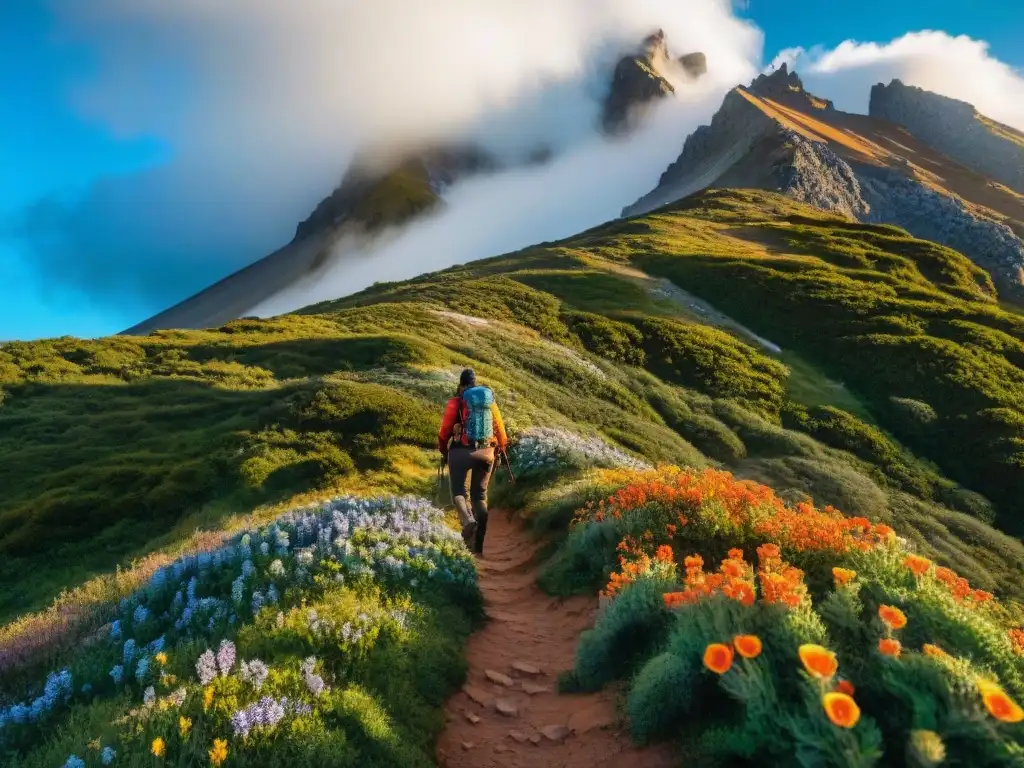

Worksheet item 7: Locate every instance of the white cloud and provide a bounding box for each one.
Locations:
[22,0,758,329]
[771,31,1024,130]
[248,84,732,317]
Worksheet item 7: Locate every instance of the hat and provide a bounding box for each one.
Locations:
[459,368,477,388]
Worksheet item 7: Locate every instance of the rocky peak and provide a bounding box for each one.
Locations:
[747,63,833,110]
[602,29,707,135]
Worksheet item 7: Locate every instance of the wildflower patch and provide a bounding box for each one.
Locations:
[556,465,1024,766]
[2,495,480,768]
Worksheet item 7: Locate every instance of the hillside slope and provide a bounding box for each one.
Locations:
[3,189,1024,767]
[625,67,1024,301]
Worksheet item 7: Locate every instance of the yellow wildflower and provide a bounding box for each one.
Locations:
[209,738,229,766]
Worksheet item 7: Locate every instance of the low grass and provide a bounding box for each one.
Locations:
[3,187,1024,767]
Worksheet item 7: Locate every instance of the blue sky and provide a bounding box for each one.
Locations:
[743,0,1024,69]
[1,1,1023,342]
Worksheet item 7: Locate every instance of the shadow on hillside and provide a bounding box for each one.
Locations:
[186,335,430,380]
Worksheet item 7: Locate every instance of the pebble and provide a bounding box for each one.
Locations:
[509,730,530,744]
[464,711,481,725]
[511,660,543,676]
[521,682,551,695]
[463,685,490,707]
[485,669,515,687]
[540,724,571,743]
[495,698,519,717]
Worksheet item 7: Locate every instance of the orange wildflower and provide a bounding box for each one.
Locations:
[878,638,902,657]
[972,589,994,604]
[799,644,838,679]
[835,679,855,696]
[878,605,907,630]
[727,581,756,607]
[721,559,746,579]
[1009,629,1024,655]
[951,577,972,601]
[832,567,856,587]
[903,554,931,576]
[922,643,950,659]
[934,566,956,585]
[704,643,734,675]
[979,680,1024,723]
[663,592,693,609]
[823,692,861,728]
[757,543,781,562]
[654,545,674,563]
[684,554,704,569]
[872,523,895,541]
[733,635,762,659]
[727,548,745,560]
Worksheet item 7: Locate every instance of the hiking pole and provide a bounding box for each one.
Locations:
[436,456,447,505]
[499,448,516,486]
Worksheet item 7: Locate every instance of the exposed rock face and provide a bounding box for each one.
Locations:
[680,52,708,77]
[870,79,1024,195]
[748,62,834,110]
[292,145,496,243]
[602,29,706,135]
[624,89,780,216]
[623,73,1024,298]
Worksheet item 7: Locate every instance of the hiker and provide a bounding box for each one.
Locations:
[438,368,508,555]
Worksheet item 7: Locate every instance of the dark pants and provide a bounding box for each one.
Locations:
[448,445,494,553]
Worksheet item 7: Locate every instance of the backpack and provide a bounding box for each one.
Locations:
[460,386,495,444]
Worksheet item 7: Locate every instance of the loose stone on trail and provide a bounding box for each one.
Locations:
[462,685,490,707]
[540,724,572,743]
[495,698,519,717]
[521,681,551,695]
[485,669,515,687]
[512,660,544,676]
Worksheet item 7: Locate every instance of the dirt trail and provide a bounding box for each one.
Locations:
[435,512,676,768]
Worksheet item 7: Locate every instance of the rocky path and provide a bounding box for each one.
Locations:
[435,511,676,768]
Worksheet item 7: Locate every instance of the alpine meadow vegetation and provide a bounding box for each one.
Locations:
[2,189,1023,766]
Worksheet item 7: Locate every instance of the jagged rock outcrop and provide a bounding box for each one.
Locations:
[624,90,775,215]
[870,79,1024,195]
[602,29,706,135]
[624,71,1024,298]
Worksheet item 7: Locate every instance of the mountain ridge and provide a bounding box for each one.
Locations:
[624,66,1024,300]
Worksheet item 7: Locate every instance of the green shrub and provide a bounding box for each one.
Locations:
[646,386,747,464]
[629,317,789,417]
[565,311,646,365]
[572,580,674,692]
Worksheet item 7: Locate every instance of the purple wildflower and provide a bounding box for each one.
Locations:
[216,640,236,675]
[195,649,217,685]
